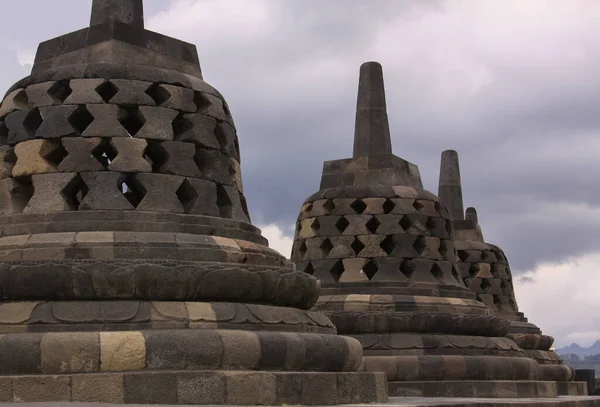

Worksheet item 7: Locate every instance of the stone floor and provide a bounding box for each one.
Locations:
[1,397,600,407]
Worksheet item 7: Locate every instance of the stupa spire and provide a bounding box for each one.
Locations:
[353,61,393,158]
[90,0,144,28]
[438,149,465,221]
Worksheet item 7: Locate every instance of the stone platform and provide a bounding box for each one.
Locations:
[1,396,600,406]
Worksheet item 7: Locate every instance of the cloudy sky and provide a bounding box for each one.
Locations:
[1,0,599,348]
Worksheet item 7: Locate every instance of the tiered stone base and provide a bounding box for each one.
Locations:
[0,370,387,405]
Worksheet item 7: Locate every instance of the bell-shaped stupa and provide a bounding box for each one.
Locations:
[291,62,587,398]
[0,1,387,404]
[438,150,578,390]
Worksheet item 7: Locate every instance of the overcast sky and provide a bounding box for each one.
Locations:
[1,0,599,348]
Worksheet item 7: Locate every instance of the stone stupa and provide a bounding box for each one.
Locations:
[291,61,586,398]
[438,150,576,390]
[0,1,387,404]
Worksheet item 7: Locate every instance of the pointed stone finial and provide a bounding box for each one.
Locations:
[91,0,144,28]
[438,149,464,221]
[353,62,393,158]
[465,207,478,223]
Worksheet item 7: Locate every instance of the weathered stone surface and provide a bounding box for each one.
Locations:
[174,114,220,148]
[5,110,39,145]
[26,82,64,107]
[0,179,30,215]
[41,332,99,373]
[108,138,151,172]
[135,106,178,140]
[134,173,185,213]
[153,84,196,112]
[100,331,145,371]
[0,89,28,118]
[195,147,234,185]
[64,78,107,104]
[24,173,78,213]
[155,140,201,177]
[0,146,14,179]
[72,374,125,403]
[83,104,130,138]
[179,178,220,216]
[58,137,104,172]
[108,80,154,106]
[79,171,134,210]
[91,0,144,28]
[218,185,250,223]
[36,105,81,138]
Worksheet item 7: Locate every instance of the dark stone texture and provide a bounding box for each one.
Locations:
[124,372,178,404]
[0,333,43,374]
[144,329,222,370]
[91,0,144,28]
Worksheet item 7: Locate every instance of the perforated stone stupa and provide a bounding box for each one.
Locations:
[291,61,588,398]
[438,150,576,389]
[0,1,387,404]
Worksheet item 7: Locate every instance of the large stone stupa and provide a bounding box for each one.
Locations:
[438,150,576,389]
[0,1,387,404]
[291,61,586,398]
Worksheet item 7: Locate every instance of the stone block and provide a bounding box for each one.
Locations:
[195,147,234,185]
[342,214,372,235]
[339,258,368,282]
[356,235,387,257]
[0,302,38,324]
[100,331,146,372]
[83,104,130,137]
[5,110,39,145]
[109,79,155,106]
[0,89,28,118]
[72,374,124,403]
[174,114,219,149]
[153,84,196,112]
[13,139,61,177]
[64,78,107,104]
[40,332,100,373]
[145,330,222,369]
[230,158,243,192]
[0,121,7,145]
[0,377,11,402]
[0,332,43,374]
[36,105,81,138]
[179,178,219,216]
[177,372,226,404]
[155,140,201,177]
[79,172,134,210]
[197,92,232,124]
[12,376,71,402]
[133,173,185,213]
[109,138,151,172]
[217,185,250,223]
[123,372,177,404]
[26,81,64,107]
[215,122,240,160]
[0,146,14,179]
[24,173,79,213]
[225,372,277,405]
[220,330,260,369]
[58,137,104,172]
[135,106,178,140]
[0,179,30,215]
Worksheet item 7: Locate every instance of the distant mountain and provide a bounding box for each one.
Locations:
[557,340,600,358]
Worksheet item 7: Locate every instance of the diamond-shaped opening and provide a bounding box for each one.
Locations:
[303,203,314,214]
[426,217,437,230]
[363,261,378,280]
[121,175,146,208]
[95,81,119,103]
[468,265,478,277]
[335,217,349,233]
[320,238,333,256]
[430,263,444,283]
[382,199,396,214]
[47,80,72,103]
[493,295,503,310]
[457,250,470,262]
[23,108,43,137]
[500,280,507,293]
[172,114,194,137]
[412,236,426,254]
[400,260,416,279]
[323,199,335,212]
[120,108,145,137]
[351,237,365,255]
[365,216,380,234]
[194,91,211,112]
[481,251,489,261]
[298,241,308,258]
[350,199,367,214]
[144,141,167,171]
[380,235,395,255]
[480,278,492,292]
[146,84,172,106]
[12,89,29,110]
[91,139,117,168]
[412,200,424,212]
[176,178,198,213]
[41,140,67,167]
[62,174,87,210]
[68,106,95,134]
[445,220,453,237]
[217,185,233,219]
[330,260,345,282]
[310,218,321,230]
[304,262,315,275]
[399,215,413,231]
[451,265,462,283]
